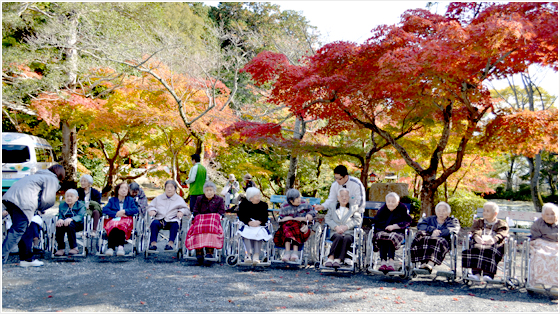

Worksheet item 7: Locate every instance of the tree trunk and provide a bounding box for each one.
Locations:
[527,153,544,212]
[60,121,78,186]
[419,180,436,216]
[285,117,305,191]
[505,155,516,192]
[360,157,371,191]
[102,162,117,195]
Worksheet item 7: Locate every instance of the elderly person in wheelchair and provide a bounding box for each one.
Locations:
[371,192,412,272]
[410,201,459,273]
[185,181,225,266]
[102,182,139,256]
[273,189,317,262]
[236,187,271,265]
[527,202,558,289]
[324,188,362,268]
[54,189,86,256]
[147,180,189,251]
[462,201,509,282]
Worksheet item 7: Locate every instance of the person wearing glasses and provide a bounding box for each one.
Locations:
[314,165,366,214]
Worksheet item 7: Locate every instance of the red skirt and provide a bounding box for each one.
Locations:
[104,216,134,240]
[273,220,311,247]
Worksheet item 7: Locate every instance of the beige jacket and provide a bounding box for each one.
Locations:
[324,204,363,236]
[147,193,190,223]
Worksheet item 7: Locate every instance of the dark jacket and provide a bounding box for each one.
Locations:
[102,196,139,218]
[237,198,269,225]
[57,201,86,223]
[193,195,225,217]
[243,180,256,191]
[530,218,558,242]
[471,218,509,245]
[77,187,102,203]
[371,203,411,234]
[417,215,460,239]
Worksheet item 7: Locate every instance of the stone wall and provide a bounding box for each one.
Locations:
[369,183,409,202]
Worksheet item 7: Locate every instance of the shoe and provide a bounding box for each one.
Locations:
[244,255,252,263]
[19,260,44,267]
[149,245,158,251]
[386,265,395,272]
[252,259,260,266]
[482,275,494,282]
[344,258,353,266]
[164,244,174,251]
[282,252,290,262]
[419,263,432,273]
[33,237,40,248]
[325,260,334,267]
[203,253,213,266]
[379,264,387,271]
[55,249,65,256]
[290,252,298,262]
[332,261,341,268]
[116,246,125,256]
[196,255,204,265]
[467,274,481,281]
[68,248,79,255]
[105,248,114,256]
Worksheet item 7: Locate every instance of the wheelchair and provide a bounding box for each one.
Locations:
[2,213,52,258]
[409,230,459,282]
[94,214,141,258]
[226,218,273,268]
[365,228,413,278]
[182,215,227,264]
[461,234,520,289]
[269,218,319,268]
[315,222,365,274]
[142,213,185,260]
[48,215,90,259]
[520,238,558,297]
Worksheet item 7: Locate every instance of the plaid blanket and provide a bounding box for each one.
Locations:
[104,216,134,240]
[461,239,504,274]
[410,230,450,265]
[373,231,405,251]
[185,213,224,250]
[273,220,311,247]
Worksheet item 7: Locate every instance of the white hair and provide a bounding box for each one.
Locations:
[80,174,93,185]
[385,192,400,203]
[245,187,261,201]
[483,201,500,214]
[337,188,350,198]
[203,181,217,191]
[542,203,558,216]
[435,202,451,215]
[65,189,79,197]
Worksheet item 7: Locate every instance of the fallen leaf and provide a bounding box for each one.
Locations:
[383,297,390,299]
[490,298,495,301]
[288,295,293,298]
[342,289,346,292]
[380,287,384,290]
[83,293,88,296]
[468,293,475,296]
[299,293,303,296]
[140,301,145,305]
[295,274,299,277]
[306,272,310,274]
[450,289,454,292]
[308,291,314,295]
[357,287,361,290]
[48,295,53,298]
[393,288,397,290]
[281,306,286,309]
[111,285,114,287]
[411,309,415,311]
[46,290,53,293]
[185,294,189,296]
[177,288,181,290]
[452,298,459,301]
[228,300,232,303]
[279,276,283,278]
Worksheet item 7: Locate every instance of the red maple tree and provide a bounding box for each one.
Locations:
[241,2,558,215]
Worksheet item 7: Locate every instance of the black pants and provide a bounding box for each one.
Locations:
[2,201,33,262]
[378,239,396,260]
[328,233,353,261]
[55,221,84,250]
[107,229,126,249]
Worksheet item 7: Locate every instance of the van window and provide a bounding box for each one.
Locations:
[2,145,31,163]
[35,147,53,162]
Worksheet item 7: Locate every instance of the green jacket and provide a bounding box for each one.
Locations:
[58,201,86,223]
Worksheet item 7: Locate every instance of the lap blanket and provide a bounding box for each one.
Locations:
[529,238,558,287]
[185,213,224,250]
[462,240,504,274]
[104,216,134,240]
[273,220,311,247]
[410,231,450,265]
[373,231,405,251]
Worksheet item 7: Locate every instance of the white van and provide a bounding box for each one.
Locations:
[2,132,56,180]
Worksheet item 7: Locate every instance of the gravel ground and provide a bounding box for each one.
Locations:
[2,253,557,312]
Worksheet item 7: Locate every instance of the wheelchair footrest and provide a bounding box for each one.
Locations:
[435,270,454,277]
[412,268,431,275]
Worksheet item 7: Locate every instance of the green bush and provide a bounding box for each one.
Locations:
[401,195,421,225]
[448,191,486,227]
[542,194,558,204]
[488,184,532,201]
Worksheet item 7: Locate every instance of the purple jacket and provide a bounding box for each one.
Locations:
[193,195,225,217]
